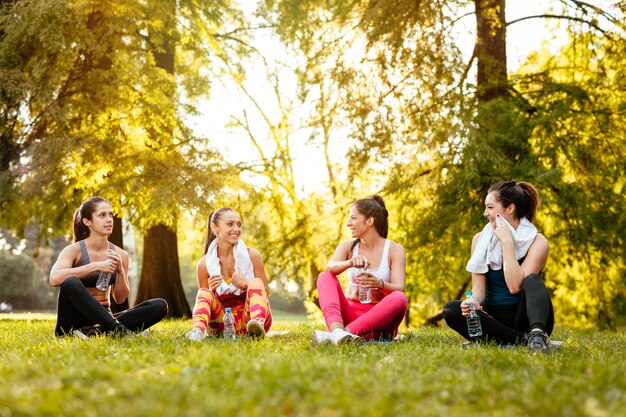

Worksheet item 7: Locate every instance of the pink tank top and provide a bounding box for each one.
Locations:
[347,239,392,287]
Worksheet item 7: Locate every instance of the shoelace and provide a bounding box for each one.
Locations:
[528,332,547,348]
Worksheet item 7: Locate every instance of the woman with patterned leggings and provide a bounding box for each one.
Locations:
[185,207,271,340]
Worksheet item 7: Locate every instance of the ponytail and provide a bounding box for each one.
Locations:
[350,195,389,250]
[488,181,540,222]
[72,196,110,242]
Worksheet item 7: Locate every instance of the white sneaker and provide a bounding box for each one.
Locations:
[313,329,333,344]
[185,327,205,341]
[73,329,89,340]
[330,328,363,345]
[246,319,266,338]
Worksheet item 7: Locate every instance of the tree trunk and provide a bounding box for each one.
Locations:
[109,215,129,313]
[475,0,508,102]
[133,0,190,318]
[135,224,190,317]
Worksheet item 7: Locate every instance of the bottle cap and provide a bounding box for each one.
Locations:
[225,307,232,313]
[465,291,472,296]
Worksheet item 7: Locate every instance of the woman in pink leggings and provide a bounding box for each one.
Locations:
[314,195,408,345]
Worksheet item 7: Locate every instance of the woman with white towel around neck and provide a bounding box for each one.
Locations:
[442,181,554,352]
[185,208,271,340]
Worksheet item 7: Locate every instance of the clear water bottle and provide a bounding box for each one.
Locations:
[358,269,371,304]
[95,272,111,291]
[465,291,483,338]
[223,307,237,340]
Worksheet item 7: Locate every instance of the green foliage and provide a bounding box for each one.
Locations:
[2,318,626,417]
[0,0,241,236]
[511,32,626,328]
[256,1,626,328]
[0,250,54,308]
[2,0,626,327]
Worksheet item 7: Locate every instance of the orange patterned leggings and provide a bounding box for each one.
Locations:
[190,277,272,336]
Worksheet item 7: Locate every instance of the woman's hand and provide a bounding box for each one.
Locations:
[460,299,481,317]
[97,257,117,274]
[356,271,383,290]
[231,265,248,290]
[208,274,223,292]
[106,249,123,273]
[493,214,513,244]
[349,255,369,269]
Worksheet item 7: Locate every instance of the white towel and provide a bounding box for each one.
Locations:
[466,215,538,273]
[205,238,255,296]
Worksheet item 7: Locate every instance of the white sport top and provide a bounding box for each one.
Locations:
[347,239,392,287]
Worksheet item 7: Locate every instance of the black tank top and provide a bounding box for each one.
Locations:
[74,240,117,288]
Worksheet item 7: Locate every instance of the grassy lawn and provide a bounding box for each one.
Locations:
[1,315,625,417]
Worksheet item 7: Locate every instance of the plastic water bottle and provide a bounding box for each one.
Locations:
[223,307,237,340]
[358,269,371,304]
[465,291,483,338]
[95,272,111,291]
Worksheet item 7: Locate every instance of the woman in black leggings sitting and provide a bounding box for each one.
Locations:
[50,196,168,337]
[443,181,554,352]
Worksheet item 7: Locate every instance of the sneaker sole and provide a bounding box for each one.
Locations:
[73,329,89,340]
[334,334,364,345]
[312,330,330,344]
[247,320,266,338]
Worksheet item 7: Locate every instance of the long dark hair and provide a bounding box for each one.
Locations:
[204,207,236,254]
[350,195,389,250]
[488,180,541,222]
[72,196,110,242]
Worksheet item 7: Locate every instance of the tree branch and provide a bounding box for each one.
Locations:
[506,14,606,34]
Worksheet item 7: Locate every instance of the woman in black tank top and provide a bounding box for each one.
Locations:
[442,181,555,352]
[49,196,168,337]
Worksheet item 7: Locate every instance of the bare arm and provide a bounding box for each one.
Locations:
[111,248,130,304]
[196,255,211,290]
[248,248,270,293]
[496,221,549,293]
[461,233,487,315]
[514,233,549,287]
[326,241,365,275]
[49,244,115,287]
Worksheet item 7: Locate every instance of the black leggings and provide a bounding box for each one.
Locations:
[54,277,168,336]
[442,273,554,344]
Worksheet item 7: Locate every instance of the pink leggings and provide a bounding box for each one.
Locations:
[317,271,408,339]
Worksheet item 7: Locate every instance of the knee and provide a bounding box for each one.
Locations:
[248,277,265,291]
[196,287,213,299]
[442,300,462,321]
[60,276,83,293]
[522,273,544,290]
[154,298,169,319]
[387,291,408,310]
[317,271,337,286]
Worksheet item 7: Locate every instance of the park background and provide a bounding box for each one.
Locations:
[2,2,626,417]
[1,0,625,329]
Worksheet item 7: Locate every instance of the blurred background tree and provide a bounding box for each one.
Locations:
[1,0,624,327]
[0,0,245,316]
[256,0,626,327]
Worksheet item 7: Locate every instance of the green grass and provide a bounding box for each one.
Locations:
[1,316,626,417]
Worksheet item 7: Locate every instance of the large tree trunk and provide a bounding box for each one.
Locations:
[475,0,508,102]
[136,224,190,317]
[425,1,510,327]
[134,0,190,318]
[109,215,129,313]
